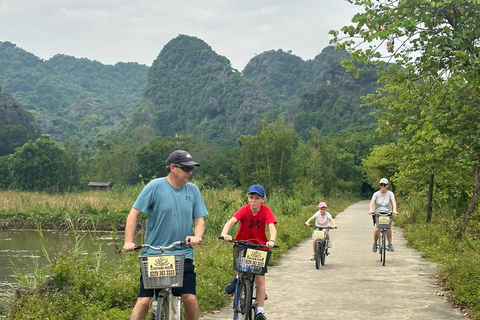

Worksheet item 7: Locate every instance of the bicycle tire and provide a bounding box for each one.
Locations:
[173,296,184,320]
[378,231,383,262]
[381,230,386,266]
[234,278,253,320]
[315,240,321,269]
[320,240,326,265]
[154,296,169,320]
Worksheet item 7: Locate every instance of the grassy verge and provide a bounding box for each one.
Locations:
[0,187,358,319]
[395,200,480,320]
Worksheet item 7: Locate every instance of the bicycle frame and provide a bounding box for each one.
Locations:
[136,242,187,320]
[151,289,183,320]
[374,212,392,267]
[233,272,256,320]
[219,237,278,320]
[308,226,333,269]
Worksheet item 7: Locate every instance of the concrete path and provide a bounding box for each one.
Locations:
[201,200,466,320]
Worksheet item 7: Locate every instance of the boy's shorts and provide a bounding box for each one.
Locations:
[138,258,196,297]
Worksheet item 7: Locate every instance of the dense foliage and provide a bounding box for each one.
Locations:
[8,136,77,192]
[1,36,379,147]
[0,41,149,145]
[331,0,480,316]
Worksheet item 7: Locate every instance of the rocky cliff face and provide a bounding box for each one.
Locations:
[0,88,40,155]
[125,35,275,145]
[0,88,37,128]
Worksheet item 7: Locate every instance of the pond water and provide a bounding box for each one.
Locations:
[0,229,125,308]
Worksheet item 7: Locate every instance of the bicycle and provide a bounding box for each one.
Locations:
[373,212,393,266]
[306,225,336,269]
[135,241,187,320]
[219,237,278,320]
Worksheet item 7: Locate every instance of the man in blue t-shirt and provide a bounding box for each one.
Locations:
[124,150,208,320]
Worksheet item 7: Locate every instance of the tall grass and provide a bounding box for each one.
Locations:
[396,196,480,320]
[2,186,359,319]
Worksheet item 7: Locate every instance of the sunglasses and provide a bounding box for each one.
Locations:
[173,164,194,173]
[380,183,387,187]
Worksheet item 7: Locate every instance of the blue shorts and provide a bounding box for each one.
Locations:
[138,259,196,297]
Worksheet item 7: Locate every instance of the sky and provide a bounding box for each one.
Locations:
[0,0,362,71]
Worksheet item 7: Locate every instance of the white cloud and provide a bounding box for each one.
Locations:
[0,0,361,70]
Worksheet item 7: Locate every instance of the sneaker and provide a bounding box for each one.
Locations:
[310,253,315,261]
[388,244,394,251]
[255,312,267,320]
[372,243,377,252]
[224,278,237,294]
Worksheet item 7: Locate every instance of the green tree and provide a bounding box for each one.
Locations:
[0,125,32,156]
[135,137,180,181]
[0,156,11,189]
[331,0,480,237]
[9,135,76,192]
[238,116,299,195]
[90,137,139,185]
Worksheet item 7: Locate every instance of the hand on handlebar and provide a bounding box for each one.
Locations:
[220,234,233,241]
[186,236,202,246]
[123,242,137,252]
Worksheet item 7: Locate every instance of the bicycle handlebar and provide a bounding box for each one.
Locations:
[305,225,337,229]
[134,240,189,252]
[218,236,279,248]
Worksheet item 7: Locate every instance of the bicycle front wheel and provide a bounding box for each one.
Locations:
[315,241,321,269]
[234,278,253,320]
[153,296,169,320]
[381,230,386,266]
[320,240,326,265]
[173,296,184,320]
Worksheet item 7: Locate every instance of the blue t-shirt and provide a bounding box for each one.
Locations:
[133,177,208,259]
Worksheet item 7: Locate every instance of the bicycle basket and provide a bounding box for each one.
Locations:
[233,245,271,275]
[312,229,325,240]
[376,214,393,229]
[139,254,185,289]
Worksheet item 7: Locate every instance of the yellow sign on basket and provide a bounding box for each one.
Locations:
[312,229,325,240]
[245,249,268,268]
[147,255,176,277]
[379,216,390,225]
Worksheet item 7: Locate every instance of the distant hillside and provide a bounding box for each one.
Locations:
[0,37,380,147]
[242,46,353,115]
[0,41,149,144]
[118,35,275,146]
[0,88,40,156]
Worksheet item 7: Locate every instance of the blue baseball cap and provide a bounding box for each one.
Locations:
[248,184,265,197]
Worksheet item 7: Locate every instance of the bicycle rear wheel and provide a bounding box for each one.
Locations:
[381,230,386,266]
[315,241,321,269]
[234,278,253,320]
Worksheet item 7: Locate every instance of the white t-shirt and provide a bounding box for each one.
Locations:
[313,211,332,227]
[371,190,395,213]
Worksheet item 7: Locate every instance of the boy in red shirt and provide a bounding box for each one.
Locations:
[221,184,277,320]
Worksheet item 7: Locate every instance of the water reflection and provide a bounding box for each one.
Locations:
[0,230,123,305]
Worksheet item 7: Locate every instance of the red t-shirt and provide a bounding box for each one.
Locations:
[234,204,277,244]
